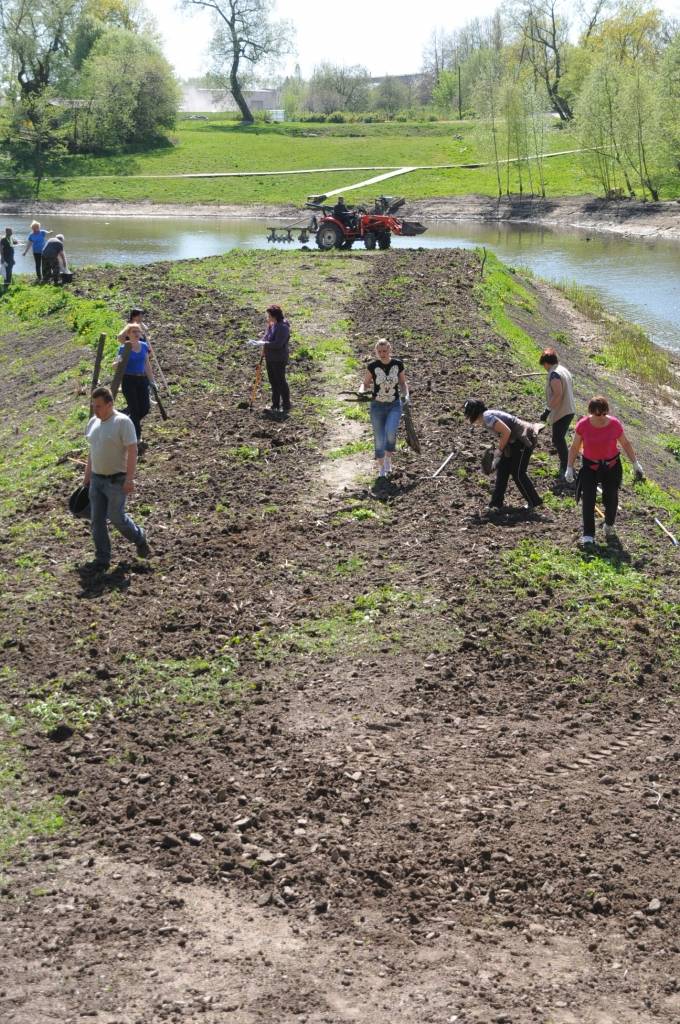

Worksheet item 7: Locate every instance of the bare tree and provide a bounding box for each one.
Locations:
[182,0,293,122]
[510,0,573,120]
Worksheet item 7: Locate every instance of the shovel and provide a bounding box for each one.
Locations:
[249,357,263,410]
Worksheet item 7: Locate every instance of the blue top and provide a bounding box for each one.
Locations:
[264,319,290,363]
[27,229,48,253]
[119,340,149,375]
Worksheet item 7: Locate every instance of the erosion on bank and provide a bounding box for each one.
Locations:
[1,250,679,1024]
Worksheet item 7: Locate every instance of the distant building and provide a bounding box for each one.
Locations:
[181,86,283,114]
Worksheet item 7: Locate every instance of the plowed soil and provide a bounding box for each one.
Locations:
[1,250,679,1024]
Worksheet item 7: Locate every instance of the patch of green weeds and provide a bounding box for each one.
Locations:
[226,444,261,462]
[121,652,242,708]
[334,555,365,576]
[327,438,373,460]
[475,252,540,369]
[27,688,113,733]
[502,539,653,601]
[658,433,680,462]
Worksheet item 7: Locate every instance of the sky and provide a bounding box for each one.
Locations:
[150,0,680,81]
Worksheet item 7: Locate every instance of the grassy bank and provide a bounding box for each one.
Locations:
[0,119,604,206]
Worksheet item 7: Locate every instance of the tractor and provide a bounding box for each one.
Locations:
[306,195,427,251]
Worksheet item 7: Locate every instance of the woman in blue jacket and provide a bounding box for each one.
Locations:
[263,304,291,415]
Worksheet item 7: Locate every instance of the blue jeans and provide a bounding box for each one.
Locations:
[89,472,144,565]
[370,399,401,459]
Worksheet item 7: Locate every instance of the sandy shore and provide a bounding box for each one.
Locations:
[2,194,680,239]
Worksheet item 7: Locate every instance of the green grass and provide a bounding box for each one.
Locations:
[658,434,680,462]
[475,252,541,369]
[0,119,619,206]
[502,538,656,600]
[556,279,674,387]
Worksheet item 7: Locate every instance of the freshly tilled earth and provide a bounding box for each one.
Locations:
[1,249,679,1024]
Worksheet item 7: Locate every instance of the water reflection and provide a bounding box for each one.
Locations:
[7,213,680,352]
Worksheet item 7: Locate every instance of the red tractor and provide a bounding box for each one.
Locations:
[306,195,427,251]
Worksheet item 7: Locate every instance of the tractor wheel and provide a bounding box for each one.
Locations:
[364,232,376,250]
[377,231,391,250]
[316,223,343,251]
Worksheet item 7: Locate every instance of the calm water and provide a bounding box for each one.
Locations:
[10,213,680,352]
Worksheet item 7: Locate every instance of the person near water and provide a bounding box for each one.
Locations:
[23,221,51,280]
[1,227,18,287]
[539,347,576,479]
[362,339,409,478]
[565,396,644,547]
[263,304,291,415]
[463,398,543,511]
[83,386,150,573]
[41,234,67,284]
[115,322,154,444]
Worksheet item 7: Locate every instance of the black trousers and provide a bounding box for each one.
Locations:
[121,375,150,440]
[42,257,60,283]
[266,360,290,410]
[580,457,622,536]
[491,441,541,508]
[33,252,42,278]
[552,413,573,473]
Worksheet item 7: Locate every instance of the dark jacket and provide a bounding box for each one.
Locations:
[1,236,16,265]
[264,319,290,363]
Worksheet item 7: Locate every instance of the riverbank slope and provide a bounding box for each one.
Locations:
[1,250,679,1024]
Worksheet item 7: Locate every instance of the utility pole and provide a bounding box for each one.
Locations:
[458,65,462,120]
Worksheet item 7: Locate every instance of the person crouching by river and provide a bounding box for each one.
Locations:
[83,386,150,574]
[263,304,291,416]
[463,398,543,512]
[363,339,409,478]
[115,323,154,448]
[565,396,644,548]
[539,347,575,480]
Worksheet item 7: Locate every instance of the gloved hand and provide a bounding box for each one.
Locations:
[491,450,502,472]
[539,408,550,423]
[633,461,645,482]
[564,466,575,484]
[402,393,411,405]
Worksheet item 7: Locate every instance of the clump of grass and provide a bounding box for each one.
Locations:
[334,555,365,575]
[475,251,540,369]
[327,438,373,460]
[226,444,261,461]
[502,538,654,601]
[556,279,605,320]
[658,433,680,462]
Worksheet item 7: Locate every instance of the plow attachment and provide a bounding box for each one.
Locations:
[398,221,427,237]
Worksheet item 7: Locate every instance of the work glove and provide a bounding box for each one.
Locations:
[402,393,411,405]
[491,450,502,472]
[539,408,550,423]
[564,466,575,484]
[633,461,645,482]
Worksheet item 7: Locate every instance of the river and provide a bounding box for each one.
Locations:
[12,214,680,353]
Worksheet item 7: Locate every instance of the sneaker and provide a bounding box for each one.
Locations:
[81,560,109,574]
[603,524,617,540]
[580,535,595,547]
[378,466,387,478]
[487,502,503,513]
[136,531,151,559]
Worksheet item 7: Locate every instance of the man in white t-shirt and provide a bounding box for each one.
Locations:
[83,386,150,572]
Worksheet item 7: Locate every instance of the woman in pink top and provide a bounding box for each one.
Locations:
[565,396,644,547]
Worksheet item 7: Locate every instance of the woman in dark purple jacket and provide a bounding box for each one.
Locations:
[263,304,291,415]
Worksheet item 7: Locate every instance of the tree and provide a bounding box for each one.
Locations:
[0,0,83,100]
[373,76,408,117]
[181,0,294,123]
[71,0,156,69]
[510,0,574,120]
[307,63,370,114]
[3,91,69,196]
[75,28,179,150]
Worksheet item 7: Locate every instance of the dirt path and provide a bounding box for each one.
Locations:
[1,250,679,1024]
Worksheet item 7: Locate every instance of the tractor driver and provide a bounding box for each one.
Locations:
[333,196,353,228]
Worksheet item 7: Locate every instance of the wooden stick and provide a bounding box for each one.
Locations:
[654,517,678,545]
[432,452,455,479]
[90,333,107,413]
[509,372,543,379]
[594,504,605,519]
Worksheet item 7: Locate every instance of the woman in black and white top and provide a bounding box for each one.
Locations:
[464,398,542,511]
[362,339,409,477]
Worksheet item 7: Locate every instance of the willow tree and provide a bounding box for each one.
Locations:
[182,0,293,123]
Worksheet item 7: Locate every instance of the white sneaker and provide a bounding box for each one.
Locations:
[378,466,387,478]
[603,524,617,539]
[580,535,595,546]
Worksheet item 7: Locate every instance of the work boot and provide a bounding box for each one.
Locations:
[136,531,151,559]
[603,523,617,540]
[580,535,595,547]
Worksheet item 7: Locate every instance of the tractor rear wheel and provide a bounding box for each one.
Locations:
[364,232,376,250]
[377,231,391,250]
[316,224,343,251]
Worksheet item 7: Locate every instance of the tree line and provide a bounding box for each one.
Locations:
[0,0,179,192]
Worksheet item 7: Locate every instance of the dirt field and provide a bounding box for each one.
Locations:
[1,250,679,1024]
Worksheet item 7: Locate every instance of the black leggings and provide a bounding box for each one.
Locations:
[491,441,541,508]
[552,413,573,473]
[121,375,150,440]
[580,457,622,536]
[266,360,290,410]
[33,252,42,278]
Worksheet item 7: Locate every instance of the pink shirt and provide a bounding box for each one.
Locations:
[575,415,623,461]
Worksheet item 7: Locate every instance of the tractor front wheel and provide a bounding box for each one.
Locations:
[364,232,376,250]
[316,224,343,251]
[377,231,391,250]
